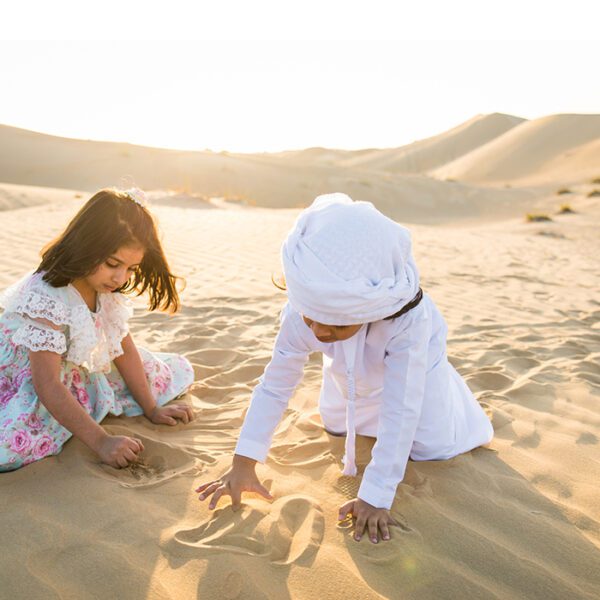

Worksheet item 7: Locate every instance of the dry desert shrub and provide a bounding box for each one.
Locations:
[558,204,574,214]
[526,213,553,223]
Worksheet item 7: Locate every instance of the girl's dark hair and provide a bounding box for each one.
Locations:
[37,188,181,312]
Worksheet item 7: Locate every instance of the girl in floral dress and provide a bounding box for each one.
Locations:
[0,188,195,471]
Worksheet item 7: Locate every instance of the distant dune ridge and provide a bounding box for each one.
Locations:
[432,114,600,184]
[267,112,524,173]
[1,112,599,223]
[327,112,525,173]
[1,114,600,598]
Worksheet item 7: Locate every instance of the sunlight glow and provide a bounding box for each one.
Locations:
[1,2,598,152]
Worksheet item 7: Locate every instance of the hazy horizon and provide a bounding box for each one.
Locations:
[0,111,534,155]
[1,3,599,153]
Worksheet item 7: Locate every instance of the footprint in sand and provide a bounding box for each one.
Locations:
[92,425,201,488]
[501,356,540,376]
[505,380,556,411]
[187,348,245,368]
[173,495,324,566]
[465,370,513,393]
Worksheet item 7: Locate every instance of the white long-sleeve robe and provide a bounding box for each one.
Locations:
[235,293,493,509]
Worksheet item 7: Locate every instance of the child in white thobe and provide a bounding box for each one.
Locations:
[235,296,492,510]
[197,193,493,543]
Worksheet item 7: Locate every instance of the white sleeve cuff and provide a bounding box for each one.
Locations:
[357,478,396,510]
[234,438,270,463]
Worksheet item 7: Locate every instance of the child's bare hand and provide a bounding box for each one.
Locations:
[338,497,398,543]
[196,455,273,511]
[97,434,144,468]
[148,404,194,426]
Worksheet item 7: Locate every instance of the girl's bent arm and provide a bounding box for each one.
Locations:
[29,350,108,452]
[113,334,193,425]
[112,333,157,416]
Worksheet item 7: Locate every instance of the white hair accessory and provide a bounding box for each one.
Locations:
[123,187,148,208]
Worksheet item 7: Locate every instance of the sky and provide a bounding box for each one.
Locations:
[1,1,599,153]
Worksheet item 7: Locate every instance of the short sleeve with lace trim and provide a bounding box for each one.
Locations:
[0,272,69,356]
[0,271,133,372]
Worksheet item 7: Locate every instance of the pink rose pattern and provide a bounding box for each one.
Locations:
[0,366,30,408]
[9,429,32,454]
[32,434,56,460]
[1,316,194,470]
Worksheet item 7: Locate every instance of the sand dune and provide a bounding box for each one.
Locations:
[431,114,600,185]
[1,181,599,599]
[1,114,600,598]
[336,113,525,174]
[271,113,524,174]
[0,117,568,225]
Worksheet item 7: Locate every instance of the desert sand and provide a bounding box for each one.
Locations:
[1,115,599,599]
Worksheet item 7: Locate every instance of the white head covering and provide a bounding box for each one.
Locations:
[282,193,420,325]
[282,193,421,476]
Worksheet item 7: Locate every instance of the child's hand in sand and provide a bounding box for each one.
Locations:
[147,404,194,426]
[338,497,398,544]
[96,434,144,469]
[196,454,273,511]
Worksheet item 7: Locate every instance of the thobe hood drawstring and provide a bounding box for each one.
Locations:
[341,336,359,476]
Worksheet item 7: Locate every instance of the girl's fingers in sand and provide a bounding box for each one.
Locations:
[125,439,141,455]
[155,410,177,425]
[98,435,143,468]
[149,405,192,426]
[117,455,129,469]
[123,448,139,463]
[131,438,144,453]
[169,405,191,424]
[171,410,187,423]
[172,404,194,423]
[379,521,391,541]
